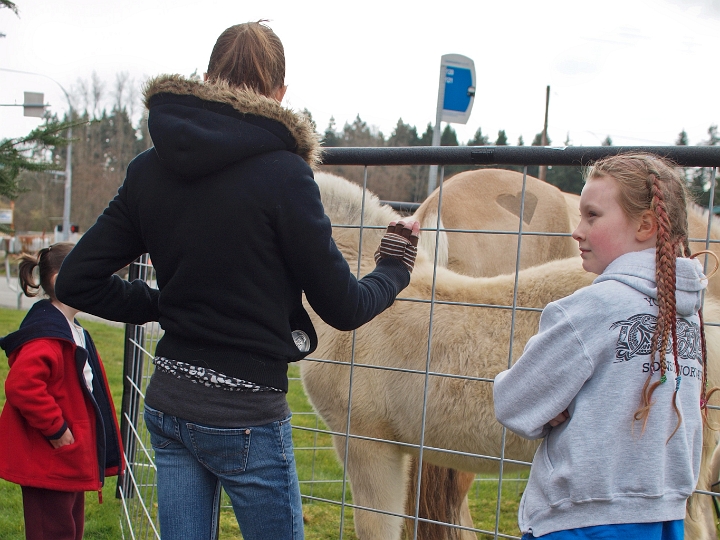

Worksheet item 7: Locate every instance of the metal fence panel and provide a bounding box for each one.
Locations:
[117,146,720,539]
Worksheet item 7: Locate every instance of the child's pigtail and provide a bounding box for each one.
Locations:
[15,243,74,301]
[17,249,44,298]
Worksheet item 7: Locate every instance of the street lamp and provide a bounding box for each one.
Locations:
[0,67,74,241]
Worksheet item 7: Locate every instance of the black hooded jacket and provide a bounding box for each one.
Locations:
[55,75,410,393]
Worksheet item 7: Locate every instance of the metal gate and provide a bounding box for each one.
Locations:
[117,145,720,539]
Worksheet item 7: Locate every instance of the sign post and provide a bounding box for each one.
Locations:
[428,54,475,196]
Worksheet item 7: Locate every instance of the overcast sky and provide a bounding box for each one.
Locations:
[1,0,719,148]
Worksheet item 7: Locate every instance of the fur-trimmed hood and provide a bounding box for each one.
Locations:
[142,74,321,175]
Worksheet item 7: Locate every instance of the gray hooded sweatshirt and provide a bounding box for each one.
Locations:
[494,249,707,536]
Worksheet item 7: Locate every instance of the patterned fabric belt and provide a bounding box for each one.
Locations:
[152,356,282,393]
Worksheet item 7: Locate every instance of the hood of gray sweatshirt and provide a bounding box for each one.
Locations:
[595,248,706,317]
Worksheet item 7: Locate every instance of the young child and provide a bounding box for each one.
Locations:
[0,243,123,540]
[494,153,709,540]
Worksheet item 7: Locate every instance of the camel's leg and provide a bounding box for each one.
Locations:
[404,459,478,540]
[458,494,478,540]
[685,496,716,540]
[333,435,410,540]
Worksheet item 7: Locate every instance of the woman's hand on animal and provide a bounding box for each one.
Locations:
[50,428,75,448]
[548,409,569,427]
[374,220,420,273]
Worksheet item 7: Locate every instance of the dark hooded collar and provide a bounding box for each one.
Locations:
[0,300,76,356]
[143,74,322,170]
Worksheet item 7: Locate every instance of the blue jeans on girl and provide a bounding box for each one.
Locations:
[144,405,304,540]
[520,520,683,539]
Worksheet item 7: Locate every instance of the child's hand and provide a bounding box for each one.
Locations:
[50,428,75,448]
[549,410,569,427]
[374,220,421,273]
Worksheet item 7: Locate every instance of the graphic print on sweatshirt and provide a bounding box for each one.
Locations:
[610,312,702,381]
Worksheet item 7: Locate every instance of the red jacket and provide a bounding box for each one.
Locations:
[0,300,123,492]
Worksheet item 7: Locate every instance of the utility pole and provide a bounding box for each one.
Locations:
[62,121,73,241]
[538,85,550,181]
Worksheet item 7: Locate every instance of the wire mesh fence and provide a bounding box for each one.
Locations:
[117,146,720,540]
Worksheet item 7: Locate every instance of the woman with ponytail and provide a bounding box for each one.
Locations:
[494,153,710,540]
[54,20,418,540]
[0,243,123,540]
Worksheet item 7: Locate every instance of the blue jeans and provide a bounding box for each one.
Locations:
[144,405,304,540]
[520,520,683,539]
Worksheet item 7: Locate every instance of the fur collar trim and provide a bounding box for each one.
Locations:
[143,74,322,169]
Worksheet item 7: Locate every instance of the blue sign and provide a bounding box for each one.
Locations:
[436,54,475,124]
[443,67,473,112]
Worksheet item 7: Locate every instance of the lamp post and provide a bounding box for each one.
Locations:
[0,68,73,240]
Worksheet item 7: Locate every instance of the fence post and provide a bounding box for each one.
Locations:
[116,255,148,499]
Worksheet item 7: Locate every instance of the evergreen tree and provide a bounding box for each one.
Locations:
[495,130,508,146]
[342,115,383,147]
[676,129,689,146]
[703,125,719,146]
[532,130,583,193]
[301,108,317,133]
[323,117,340,147]
[440,124,458,146]
[545,166,584,195]
[468,127,489,146]
[688,125,720,210]
[531,132,551,146]
[601,136,613,146]
[420,123,433,146]
[387,118,420,147]
[0,120,69,200]
[517,135,524,146]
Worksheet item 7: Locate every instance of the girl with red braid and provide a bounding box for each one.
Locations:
[494,153,711,540]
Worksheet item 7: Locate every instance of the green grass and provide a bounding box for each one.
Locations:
[0,307,525,539]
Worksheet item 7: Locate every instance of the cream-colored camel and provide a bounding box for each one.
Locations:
[300,172,720,540]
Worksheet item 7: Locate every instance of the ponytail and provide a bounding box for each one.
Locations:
[206,21,285,97]
[16,242,74,301]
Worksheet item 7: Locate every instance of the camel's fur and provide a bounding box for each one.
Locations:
[301,171,720,540]
[410,168,577,278]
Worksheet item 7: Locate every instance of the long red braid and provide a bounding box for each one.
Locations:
[634,174,684,436]
[587,153,711,437]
